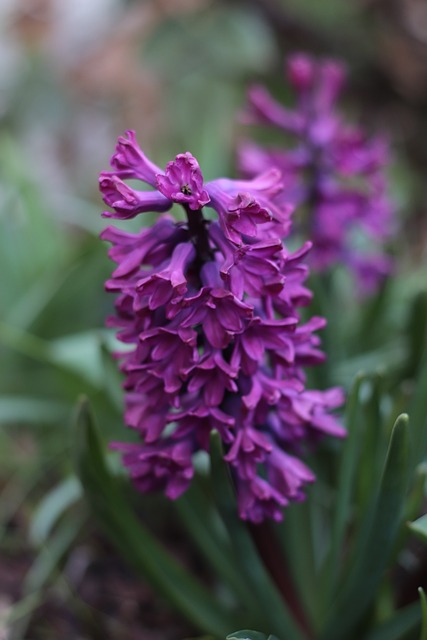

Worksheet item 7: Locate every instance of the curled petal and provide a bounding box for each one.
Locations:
[156,153,210,210]
[110,130,163,185]
[100,173,171,219]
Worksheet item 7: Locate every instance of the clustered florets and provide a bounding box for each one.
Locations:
[100,128,345,523]
[239,53,393,293]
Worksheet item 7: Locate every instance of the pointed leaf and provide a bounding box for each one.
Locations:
[409,515,427,545]
[175,484,259,615]
[322,372,366,601]
[321,414,410,640]
[209,432,306,640]
[30,476,82,545]
[24,515,85,593]
[227,632,267,640]
[74,398,237,637]
[364,602,420,640]
[227,631,279,640]
[0,396,68,425]
[419,589,427,640]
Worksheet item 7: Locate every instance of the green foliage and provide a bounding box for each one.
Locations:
[74,398,240,638]
[2,1,427,638]
[226,631,280,640]
[419,589,427,640]
[408,515,427,545]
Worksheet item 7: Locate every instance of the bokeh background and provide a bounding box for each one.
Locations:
[2,0,427,638]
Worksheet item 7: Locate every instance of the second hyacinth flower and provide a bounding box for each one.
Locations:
[239,53,394,294]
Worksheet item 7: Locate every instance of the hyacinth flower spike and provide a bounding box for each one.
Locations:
[100,130,344,524]
[239,53,394,294]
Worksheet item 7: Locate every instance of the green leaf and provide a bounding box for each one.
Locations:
[409,348,427,466]
[276,494,318,624]
[0,396,68,425]
[29,475,82,545]
[419,589,427,640]
[175,482,260,616]
[24,515,85,593]
[99,340,124,412]
[74,398,238,638]
[408,514,427,545]
[226,631,280,640]
[0,322,108,388]
[2,592,43,626]
[48,331,106,387]
[209,432,306,640]
[320,414,410,640]
[404,291,427,378]
[321,372,366,602]
[364,602,420,640]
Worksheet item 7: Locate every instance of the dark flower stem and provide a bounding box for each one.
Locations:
[184,205,213,264]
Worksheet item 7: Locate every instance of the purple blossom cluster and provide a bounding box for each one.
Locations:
[239,53,394,294]
[100,130,344,523]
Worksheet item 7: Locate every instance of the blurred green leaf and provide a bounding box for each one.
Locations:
[48,331,105,386]
[175,482,259,615]
[99,341,123,412]
[0,134,68,309]
[277,0,358,27]
[74,398,238,637]
[3,592,43,627]
[29,476,82,546]
[419,589,427,640]
[322,372,365,602]
[365,602,420,640]
[145,7,275,80]
[24,515,85,593]
[226,631,280,640]
[0,322,114,389]
[321,414,410,640]
[0,396,68,425]
[404,291,427,378]
[276,493,318,624]
[408,514,427,544]
[408,348,427,467]
[210,432,306,640]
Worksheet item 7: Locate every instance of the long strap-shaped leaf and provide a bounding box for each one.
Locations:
[320,414,410,640]
[74,398,238,638]
[175,484,262,622]
[321,372,366,604]
[418,589,427,640]
[409,348,427,467]
[364,601,420,640]
[227,631,280,640]
[209,431,307,640]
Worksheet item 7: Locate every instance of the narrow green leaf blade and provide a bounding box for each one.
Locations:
[364,602,420,640]
[321,414,410,640]
[30,476,82,545]
[175,484,259,614]
[418,587,427,640]
[0,396,68,425]
[419,589,427,640]
[74,398,237,637]
[209,432,306,640]
[24,515,85,593]
[226,631,280,640]
[408,514,427,545]
[322,372,366,601]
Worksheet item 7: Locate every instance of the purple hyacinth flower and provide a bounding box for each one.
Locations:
[239,53,394,294]
[111,438,194,500]
[156,152,210,210]
[100,131,344,522]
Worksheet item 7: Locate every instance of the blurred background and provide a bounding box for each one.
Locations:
[1,0,427,638]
